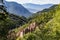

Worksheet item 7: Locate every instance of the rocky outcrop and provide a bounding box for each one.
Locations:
[16,22,37,37]
[7,31,16,40]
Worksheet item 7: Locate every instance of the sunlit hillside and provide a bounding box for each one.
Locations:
[12,4,60,40]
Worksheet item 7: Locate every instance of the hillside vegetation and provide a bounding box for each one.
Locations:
[15,4,60,40]
[0,4,60,40]
[0,8,28,40]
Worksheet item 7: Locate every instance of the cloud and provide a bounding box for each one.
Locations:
[6,0,60,4]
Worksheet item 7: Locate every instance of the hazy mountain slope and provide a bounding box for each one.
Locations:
[5,2,32,17]
[22,3,53,13]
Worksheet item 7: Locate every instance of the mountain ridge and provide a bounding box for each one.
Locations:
[22,3,53,13]
[5,1,32,17]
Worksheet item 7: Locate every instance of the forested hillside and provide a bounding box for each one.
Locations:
[14,4,60,40]
[0,7,28,40]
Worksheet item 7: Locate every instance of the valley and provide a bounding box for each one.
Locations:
[0,0,60,40]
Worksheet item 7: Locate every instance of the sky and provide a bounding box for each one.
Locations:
[6,0,60,4]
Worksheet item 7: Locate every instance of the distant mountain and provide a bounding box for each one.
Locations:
[22,3,53,13]
[5,2,32,17]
